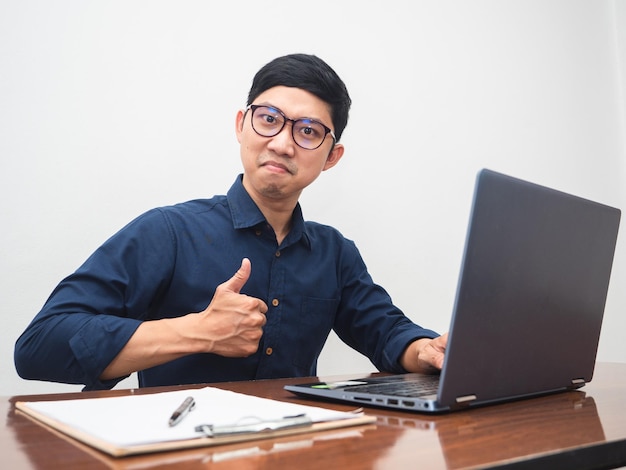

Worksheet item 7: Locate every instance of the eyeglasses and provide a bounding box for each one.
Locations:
[246,104,336,150]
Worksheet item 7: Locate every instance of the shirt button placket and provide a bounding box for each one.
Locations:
[264,246,282,374]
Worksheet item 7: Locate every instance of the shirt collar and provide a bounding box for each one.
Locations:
[227,174,312,249]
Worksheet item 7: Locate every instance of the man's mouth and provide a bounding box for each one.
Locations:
[261,160,294,174]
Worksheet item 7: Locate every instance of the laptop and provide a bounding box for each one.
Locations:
[285,169,621,413]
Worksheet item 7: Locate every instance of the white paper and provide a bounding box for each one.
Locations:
[23,387,358,447]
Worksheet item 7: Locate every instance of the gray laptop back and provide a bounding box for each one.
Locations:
[438,169,620,408]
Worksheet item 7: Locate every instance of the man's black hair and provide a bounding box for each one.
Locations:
[247,54,352,142]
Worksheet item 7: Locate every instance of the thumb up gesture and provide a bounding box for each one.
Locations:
[198,258,268,357]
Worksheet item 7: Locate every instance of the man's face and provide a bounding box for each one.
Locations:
[235,86,344,204]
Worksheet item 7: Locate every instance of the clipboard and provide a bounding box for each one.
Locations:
[15,386,376,457]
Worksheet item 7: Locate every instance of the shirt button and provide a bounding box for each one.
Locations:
[265,347,273,356]
[275,250,281,257]
[255,229,262,236]
[272,298,279,307]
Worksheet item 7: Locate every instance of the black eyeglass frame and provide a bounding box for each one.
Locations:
[245,104,336,150]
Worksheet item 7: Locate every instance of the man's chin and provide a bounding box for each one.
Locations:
[259,184,285,198]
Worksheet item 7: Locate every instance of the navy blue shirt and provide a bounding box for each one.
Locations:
[15,175,438,390]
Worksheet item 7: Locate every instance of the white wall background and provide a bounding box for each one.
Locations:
[1,0,625,396]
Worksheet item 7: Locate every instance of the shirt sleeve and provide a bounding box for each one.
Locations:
[332,239,440,373]
[14,208,176,390]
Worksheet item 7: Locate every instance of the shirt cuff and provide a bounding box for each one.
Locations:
[69,315,141,391]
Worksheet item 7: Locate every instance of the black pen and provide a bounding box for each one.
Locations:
[168,396,196,427]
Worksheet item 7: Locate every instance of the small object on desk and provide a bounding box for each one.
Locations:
[168,396,195,427]
[195,413,312,437]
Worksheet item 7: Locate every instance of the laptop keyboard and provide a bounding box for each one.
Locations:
[344,375,440,397]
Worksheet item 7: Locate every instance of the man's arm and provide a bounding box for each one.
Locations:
[100,258,267,380]
[400,333,448,373]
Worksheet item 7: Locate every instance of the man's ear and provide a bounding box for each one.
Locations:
[235,109,245,143]
[322,143,344,171]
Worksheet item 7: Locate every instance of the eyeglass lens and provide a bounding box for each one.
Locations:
[250,106,329,150]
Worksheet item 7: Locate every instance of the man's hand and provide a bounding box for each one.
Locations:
[197,258,268,357]
[400,333,448,374]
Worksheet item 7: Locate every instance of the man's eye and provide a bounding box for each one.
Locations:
[262,114,276,124]
[296,123,321,138]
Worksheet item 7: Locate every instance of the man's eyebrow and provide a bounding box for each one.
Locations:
[256,102,326,124]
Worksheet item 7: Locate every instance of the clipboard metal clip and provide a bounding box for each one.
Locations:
[195,413,312,438]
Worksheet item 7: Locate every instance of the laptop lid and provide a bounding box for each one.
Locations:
[285,169,621,412]
[437,168,620,408]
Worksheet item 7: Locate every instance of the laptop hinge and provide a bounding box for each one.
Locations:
[571,378,586,387]
[455,394,477,404]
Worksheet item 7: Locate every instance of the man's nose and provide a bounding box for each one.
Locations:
[267,122,296,155]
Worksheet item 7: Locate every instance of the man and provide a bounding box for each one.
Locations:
[15,54,447,391]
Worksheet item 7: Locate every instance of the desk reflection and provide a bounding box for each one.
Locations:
[370,391,604,469]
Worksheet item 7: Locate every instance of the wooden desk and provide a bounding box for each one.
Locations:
[3,362,626,469]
